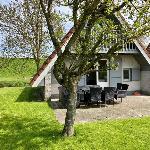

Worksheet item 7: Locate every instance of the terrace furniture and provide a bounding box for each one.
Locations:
[77,86,90,107]
[89,86,102,106]
[77,89,88,107]
[77,85,101,107]
[117,83,122,90]
[114,83,129,102]
[103,87,117,105]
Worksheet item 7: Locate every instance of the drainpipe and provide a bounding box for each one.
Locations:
[109,69,110,87]
[108,59,111,87]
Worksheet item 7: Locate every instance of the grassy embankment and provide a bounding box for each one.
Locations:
[0,58,36,87]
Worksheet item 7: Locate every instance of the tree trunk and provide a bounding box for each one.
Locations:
[35,58,40,72]
[62,77,78,137]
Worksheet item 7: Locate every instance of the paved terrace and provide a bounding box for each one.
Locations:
[51,96,150,124]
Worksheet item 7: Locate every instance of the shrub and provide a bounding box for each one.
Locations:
[0,81,28,88]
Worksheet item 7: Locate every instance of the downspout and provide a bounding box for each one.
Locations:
[108,59,111,87]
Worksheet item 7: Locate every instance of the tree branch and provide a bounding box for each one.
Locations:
[40,0,60,51]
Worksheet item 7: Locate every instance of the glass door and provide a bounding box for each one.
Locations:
[97,60,109,88]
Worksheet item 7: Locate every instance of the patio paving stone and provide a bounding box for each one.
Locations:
[51,96,150,124]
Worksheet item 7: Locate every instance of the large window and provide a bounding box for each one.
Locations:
[123,68,131,81]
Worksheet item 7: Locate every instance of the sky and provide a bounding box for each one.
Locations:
[0,0,73,51]
[0,0,11,5]
[0,0,149,51]
[0,0,73,30]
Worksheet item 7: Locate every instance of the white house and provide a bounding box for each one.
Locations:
[30,24,150,100]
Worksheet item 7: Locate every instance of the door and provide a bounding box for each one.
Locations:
[110,58,122,87]
[97,60,109,88]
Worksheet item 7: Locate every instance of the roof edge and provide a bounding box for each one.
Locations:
[30,27,75,86]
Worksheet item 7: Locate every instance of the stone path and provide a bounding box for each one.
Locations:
[51,96,150,124]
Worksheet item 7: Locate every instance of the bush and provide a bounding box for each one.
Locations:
[0,81,28,88]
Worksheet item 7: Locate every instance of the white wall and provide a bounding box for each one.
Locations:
[122,55,141,91]
[95,55,141,91]
[141,71,150,94]
[38,78,44,86]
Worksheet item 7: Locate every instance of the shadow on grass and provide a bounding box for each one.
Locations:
[0,114,63,150]
[48,99,121,110]
[16,87,44,102]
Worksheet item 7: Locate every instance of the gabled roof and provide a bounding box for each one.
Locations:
[134,39,150,64]
[30,27,74,87]
[30,16,150,87]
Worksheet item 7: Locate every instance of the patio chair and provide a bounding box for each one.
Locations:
[114,83,129,102]
[103,87,117,105]
[89,87,102,106]
[76,86,90,107]
[122,84,129,90]
[117,83,122,90]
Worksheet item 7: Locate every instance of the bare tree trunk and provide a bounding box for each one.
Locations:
[35,58,40,72]
[62,77,78,137]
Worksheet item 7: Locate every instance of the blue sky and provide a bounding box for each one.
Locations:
[0,0,11,5]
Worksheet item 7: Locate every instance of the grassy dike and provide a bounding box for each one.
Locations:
[0,58,36,87]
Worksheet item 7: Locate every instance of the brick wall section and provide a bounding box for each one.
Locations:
[51,84,60,98]
[141,71,150,95]
[45,68,60,99]
[44,71,51,100]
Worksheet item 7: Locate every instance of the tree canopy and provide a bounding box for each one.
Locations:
[0,0,63,70]
[39,0,150,137]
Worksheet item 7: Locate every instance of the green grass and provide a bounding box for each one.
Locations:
[0,58,37,85]
[0,87,150,150]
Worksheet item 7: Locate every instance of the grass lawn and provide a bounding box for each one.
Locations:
[0,87,150,150]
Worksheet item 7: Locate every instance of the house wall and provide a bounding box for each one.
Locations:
[44,71,51,100]
[37,68,59,99]
[121,55,141,92]
[44,62,87,99]
[141,66,150,95]
[44,55,143,99]
[96,55,141,92]
[50,68,60,98]
[38,78,44,86]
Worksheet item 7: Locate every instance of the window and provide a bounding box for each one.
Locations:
[99,70,107,82]
[123,68,131,81]
[98,60,107,82]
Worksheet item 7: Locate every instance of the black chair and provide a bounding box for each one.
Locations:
[122,84,129,90]
[117,83,122,90]
[115,83,129,102]
[77,90,85,107]
[89,87,102,106]
[77,86,90,107]
[103,87,117,105]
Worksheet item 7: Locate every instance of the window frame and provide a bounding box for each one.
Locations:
[123,68,131,82]
[98,59,108,82]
